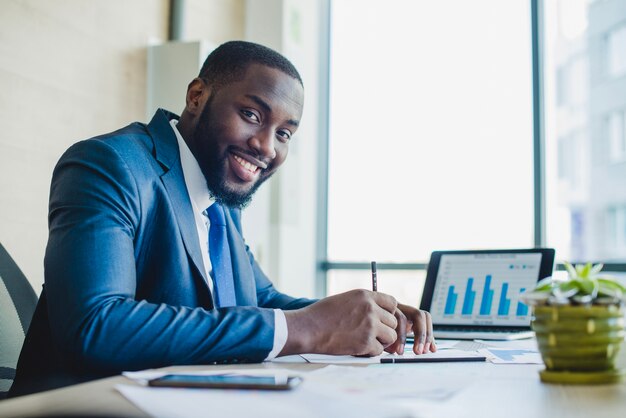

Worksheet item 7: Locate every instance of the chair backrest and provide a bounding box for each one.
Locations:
[0,243,38,400]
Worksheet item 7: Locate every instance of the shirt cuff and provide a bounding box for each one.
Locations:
[264,309,288,360]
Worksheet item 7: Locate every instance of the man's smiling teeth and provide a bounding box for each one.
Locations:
[233,154,259,173]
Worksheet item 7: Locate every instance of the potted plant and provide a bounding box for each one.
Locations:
[521,262,626,384]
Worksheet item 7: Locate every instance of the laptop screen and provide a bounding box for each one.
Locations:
[426,251,551,327]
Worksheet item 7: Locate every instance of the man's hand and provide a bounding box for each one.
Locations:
[280,289,399,356]
[384,303,436,355]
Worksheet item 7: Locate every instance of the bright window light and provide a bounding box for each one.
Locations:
[328,0,534,263]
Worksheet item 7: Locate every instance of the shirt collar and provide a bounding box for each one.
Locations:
[169,119,214,213]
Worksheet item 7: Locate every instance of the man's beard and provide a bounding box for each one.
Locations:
[191,101,271,209]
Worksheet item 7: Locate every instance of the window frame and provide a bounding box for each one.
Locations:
[316,0,626,298]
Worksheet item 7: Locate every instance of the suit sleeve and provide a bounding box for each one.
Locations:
[44,139,276,374]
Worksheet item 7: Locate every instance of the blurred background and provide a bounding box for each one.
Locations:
[1,0,625,305]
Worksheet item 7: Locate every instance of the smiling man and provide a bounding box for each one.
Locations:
[10,41,435,397]
[179,62,298,208]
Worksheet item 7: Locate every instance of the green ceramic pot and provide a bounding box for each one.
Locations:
[532,304,626,384]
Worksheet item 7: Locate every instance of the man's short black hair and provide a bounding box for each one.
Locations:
[198,41,303,90]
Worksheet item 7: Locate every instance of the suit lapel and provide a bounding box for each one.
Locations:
[146,109,211,293]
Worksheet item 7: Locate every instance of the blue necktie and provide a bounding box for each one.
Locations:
[206,203,237,308]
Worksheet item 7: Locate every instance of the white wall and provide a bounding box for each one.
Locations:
[0,0,246,293]
[0,0,322,300]
[181,0,245,43]
[0,0,170,292]
[244,0,324,298]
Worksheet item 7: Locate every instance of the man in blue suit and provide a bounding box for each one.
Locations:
[10,41,435,396]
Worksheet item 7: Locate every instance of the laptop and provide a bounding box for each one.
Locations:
[419,248,555,340]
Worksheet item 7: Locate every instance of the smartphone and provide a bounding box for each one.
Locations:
[148,374,302,390]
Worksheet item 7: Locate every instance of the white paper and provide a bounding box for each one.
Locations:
[299,353,381,364]
[270,354,308,363]
[117,363,472,418]
[408,337,459,350]
[448,340,494,351]
[119,359,480,418]
[305,365,471,401]
[301,349,483,364]
[116,381,411,418]
[475,338,539,350]
[478,348,543,364]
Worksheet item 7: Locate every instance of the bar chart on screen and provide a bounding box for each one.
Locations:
[433,253,541,326]
[443,276,529,317]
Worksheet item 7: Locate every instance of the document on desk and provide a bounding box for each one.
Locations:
[300,349,485,364]
[118,366,418,418]
[478,348,543,364]
[118,364,473,418]
[471,338,542,364]
[116,383,408,418]
[306,365,472,401]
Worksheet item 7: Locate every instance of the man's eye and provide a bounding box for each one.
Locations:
[241,110,259,122]
[277,130,292,142]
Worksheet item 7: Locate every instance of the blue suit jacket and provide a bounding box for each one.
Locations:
[10,109,314,396]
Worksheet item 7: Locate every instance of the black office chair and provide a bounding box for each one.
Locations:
[0,243,38,400]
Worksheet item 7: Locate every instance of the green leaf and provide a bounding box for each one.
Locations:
[533,261,624,304]
[597,283,622,298]
[597,278,626,295]
[573,277,598,298]
[519,291,550,305]
[590,263,604,275]
[559,280,578,291]
[534,276,555,292]
[564,261,577,279]
[555,280,579,298]
[578,263,593,278]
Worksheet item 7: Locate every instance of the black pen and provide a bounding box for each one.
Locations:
[371,261,377,292]
[380,356,486,364]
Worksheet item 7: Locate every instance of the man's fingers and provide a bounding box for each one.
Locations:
[425,311,435,352]
[366,340,385,357]
[411,310,435,354]
[370,292,399,347]
[413,310,428,354]
[370,291,397,313]
[378,307,398,330]
[405,320,413,333]
[383,309,408,354]
[376,321,397,347]
[394,309,407,354]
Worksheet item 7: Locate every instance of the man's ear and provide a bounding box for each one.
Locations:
[185,78,210,116]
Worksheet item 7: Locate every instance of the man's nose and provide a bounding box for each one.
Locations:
[248,128,277,160]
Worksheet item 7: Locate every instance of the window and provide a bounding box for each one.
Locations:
[544,0,626,263]
[556,57,588,108]
[607,109,626,163]
[321,0,626,298]
[327,270,426,307]
[607,206,626,257]
[557,131,586,191]
[326,0,534,294]
[606,24,626,78]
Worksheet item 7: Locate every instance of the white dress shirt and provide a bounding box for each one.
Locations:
[170,119,287,360]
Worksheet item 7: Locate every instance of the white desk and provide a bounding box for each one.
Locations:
[1,351,625,418]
